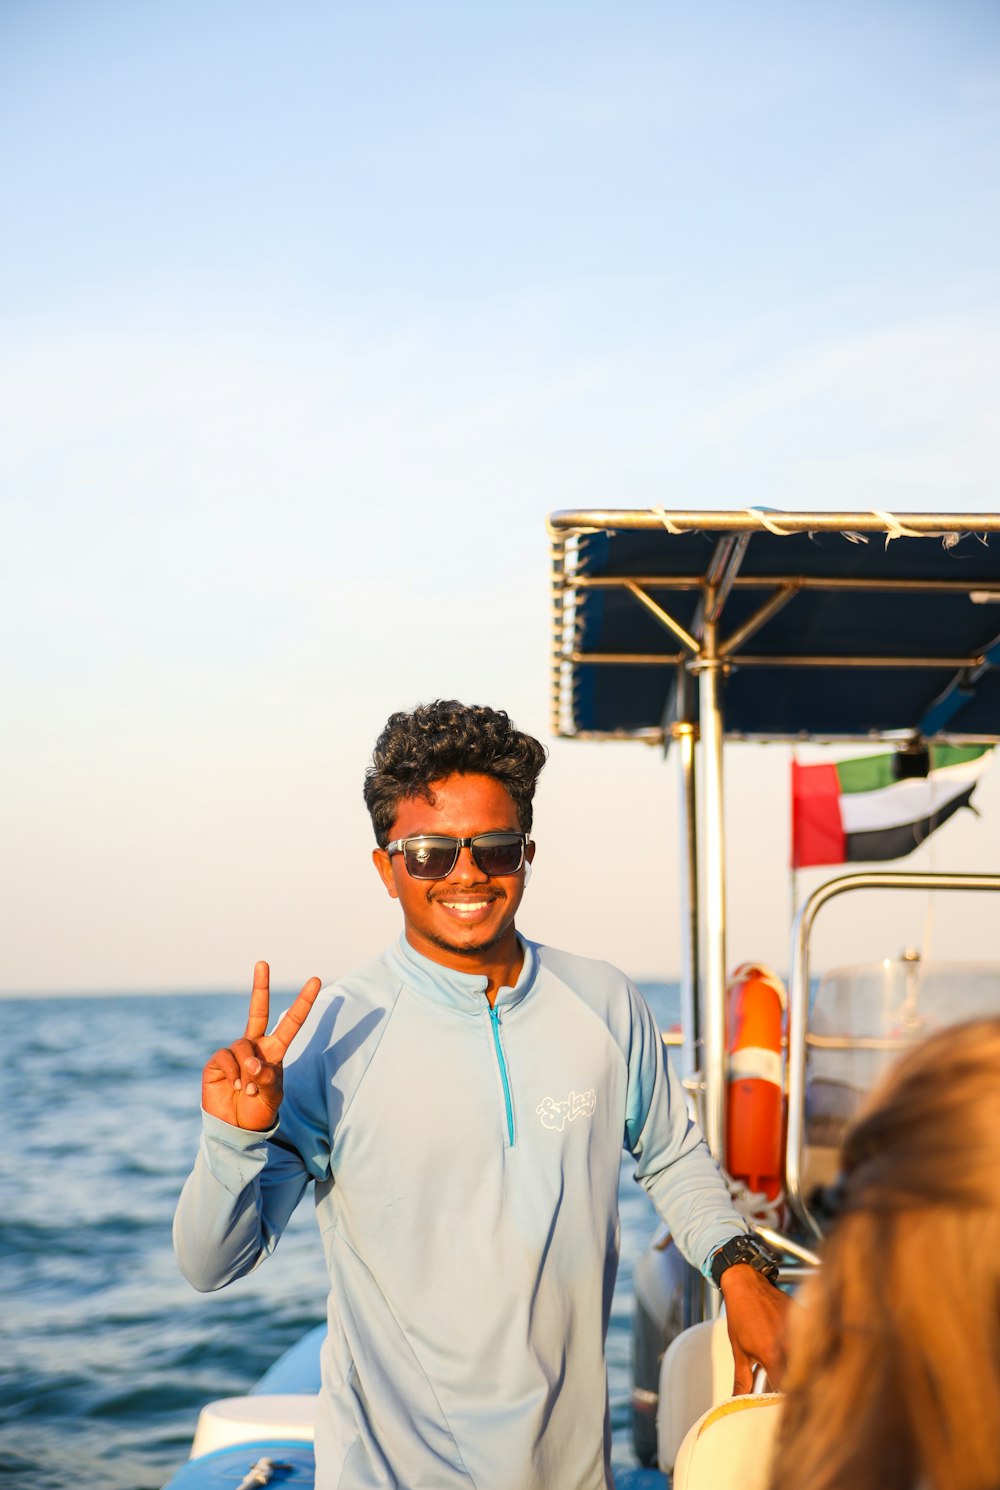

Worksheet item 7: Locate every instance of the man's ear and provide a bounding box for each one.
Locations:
[526,839,536,865]
[372,847,399,900]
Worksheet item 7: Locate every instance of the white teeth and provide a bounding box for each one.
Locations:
[440,901,491,911]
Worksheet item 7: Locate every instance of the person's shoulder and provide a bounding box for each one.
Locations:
[532,941,645,1022]
[530,939,654,1043]
[283,945,404,1061]
[534,939,632,993]
[324,944,403,997]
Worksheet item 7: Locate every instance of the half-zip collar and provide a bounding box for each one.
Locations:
[390,933,539,1015]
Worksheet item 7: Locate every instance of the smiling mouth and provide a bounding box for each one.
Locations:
[434,896,502,916]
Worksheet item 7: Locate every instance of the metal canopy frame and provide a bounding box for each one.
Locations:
[549,509,1000,748]
[547,509,1000,1161]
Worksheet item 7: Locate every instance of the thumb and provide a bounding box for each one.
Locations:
[731,1344,755,1397]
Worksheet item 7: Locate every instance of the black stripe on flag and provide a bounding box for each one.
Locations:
[844,785,977,863]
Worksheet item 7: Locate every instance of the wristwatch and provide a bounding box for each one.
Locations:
[710,1234,780,1290]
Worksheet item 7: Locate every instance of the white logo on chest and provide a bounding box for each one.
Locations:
[536,1088,597,1132]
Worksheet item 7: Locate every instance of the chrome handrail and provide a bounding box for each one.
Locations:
[786,871,1000,1239]
[752,1225,822,1268]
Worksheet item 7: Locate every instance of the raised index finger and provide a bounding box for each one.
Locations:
[269,976,323,1058]
[243,961,271,1041]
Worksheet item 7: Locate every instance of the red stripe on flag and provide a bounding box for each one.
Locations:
[791,761,846,868]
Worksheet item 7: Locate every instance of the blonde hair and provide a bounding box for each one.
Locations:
[769,1016,1000,1490]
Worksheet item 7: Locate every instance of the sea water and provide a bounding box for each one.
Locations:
[2,984,680,1489]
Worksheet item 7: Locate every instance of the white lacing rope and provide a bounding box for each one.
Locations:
[650,506,982,551]
[746,507,799,536]
[873,511,978,551]
[749,507,921,547]
[872,509,929,546]
[651,506,687,535]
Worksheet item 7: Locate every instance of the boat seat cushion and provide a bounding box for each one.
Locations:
[191,1393,316,1456]
[672,1394,784,1490]
[656,1316,734,1471]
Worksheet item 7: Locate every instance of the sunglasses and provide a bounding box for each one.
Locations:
[385,831,530,880]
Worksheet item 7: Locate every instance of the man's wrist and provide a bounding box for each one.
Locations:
[709,1234,780,1290]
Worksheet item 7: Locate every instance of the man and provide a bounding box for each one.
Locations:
[175,700,787,1490]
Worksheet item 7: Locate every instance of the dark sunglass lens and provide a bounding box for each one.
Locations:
[403,839,458,879]
[473,835,524,876]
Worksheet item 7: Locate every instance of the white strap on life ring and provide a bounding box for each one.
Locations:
[727,1046,782,1086]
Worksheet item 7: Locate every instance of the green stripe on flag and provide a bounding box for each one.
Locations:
[835,744,991,796]
[928,744,992,770]
[835,754,895,794]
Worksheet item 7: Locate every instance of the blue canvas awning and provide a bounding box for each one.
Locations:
[548,510,1000,744]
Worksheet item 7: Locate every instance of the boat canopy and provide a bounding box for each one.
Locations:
[549,509,1000,746]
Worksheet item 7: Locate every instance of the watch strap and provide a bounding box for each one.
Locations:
[710,1234,780,1289]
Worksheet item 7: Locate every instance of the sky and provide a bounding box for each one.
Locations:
[3,0,1000,995]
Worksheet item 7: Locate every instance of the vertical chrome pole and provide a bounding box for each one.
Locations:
[698,615,727,1163]
[670,669,705,1329]
[673,715,700,1088]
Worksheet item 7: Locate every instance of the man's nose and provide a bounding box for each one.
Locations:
[452,845,488,882]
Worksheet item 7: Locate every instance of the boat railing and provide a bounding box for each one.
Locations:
[804,1032,920,1050]
[786,870,1000,1240]
[751,1223,821,1286]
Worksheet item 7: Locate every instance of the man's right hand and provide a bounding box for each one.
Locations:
[202,961,322,1131]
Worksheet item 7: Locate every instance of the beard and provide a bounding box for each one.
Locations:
[418,921,512,958]
[419,884,513,959]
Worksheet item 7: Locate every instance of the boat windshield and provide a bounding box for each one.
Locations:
[803,958,1000,1192]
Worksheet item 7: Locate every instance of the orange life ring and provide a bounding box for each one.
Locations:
[724,963,785,1201]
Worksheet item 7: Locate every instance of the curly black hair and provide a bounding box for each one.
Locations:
[363,700,548,847]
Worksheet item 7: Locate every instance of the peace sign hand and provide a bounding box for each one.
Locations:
[202,962,322,1131]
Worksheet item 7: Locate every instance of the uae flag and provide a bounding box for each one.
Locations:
[791,745,992,869]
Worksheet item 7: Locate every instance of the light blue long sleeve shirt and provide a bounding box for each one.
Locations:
[174,936,745,1490]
